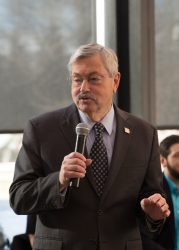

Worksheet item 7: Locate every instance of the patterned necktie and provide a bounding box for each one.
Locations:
[90,123,109,196]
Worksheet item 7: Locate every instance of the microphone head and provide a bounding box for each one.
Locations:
[76,123,90,136]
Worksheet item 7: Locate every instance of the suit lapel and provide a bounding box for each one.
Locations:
[101,108,133,201]
[58,104,81,151]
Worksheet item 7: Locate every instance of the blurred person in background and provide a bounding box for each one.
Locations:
[10,215,35,250]
[0,225,10,250]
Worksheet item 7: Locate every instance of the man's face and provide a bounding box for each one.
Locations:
[165,143,179,180]
[71,54,120,121]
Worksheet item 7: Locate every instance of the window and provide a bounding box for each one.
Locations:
[129,0,179,129]
[155,0,179,127]
[0,0,95,132]
[0,133,25,244]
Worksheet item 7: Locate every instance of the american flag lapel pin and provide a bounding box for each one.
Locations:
[124,127,131,134]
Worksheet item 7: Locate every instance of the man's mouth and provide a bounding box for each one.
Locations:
[78,93,96,101]
[80,96,89,100]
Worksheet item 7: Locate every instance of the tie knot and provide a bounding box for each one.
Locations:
[94,123,105,136]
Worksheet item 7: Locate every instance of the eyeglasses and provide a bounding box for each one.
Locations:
[71,74,110,86]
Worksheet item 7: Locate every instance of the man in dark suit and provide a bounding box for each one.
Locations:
[141,134,179,250]
[9,43,170,250]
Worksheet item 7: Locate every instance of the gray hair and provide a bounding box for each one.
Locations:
[68,43,119,77]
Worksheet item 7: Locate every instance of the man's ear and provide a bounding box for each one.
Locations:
[113,72,121,93]
[160,155,167,169]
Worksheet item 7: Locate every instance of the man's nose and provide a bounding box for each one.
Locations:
[80,79,90,92]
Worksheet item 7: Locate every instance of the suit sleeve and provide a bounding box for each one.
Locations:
[138,128,166,234]
[139,128,164,199]
[9,120,66,214]
[26,214,36,234]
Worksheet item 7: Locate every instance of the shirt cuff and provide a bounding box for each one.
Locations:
[145,215,166,233]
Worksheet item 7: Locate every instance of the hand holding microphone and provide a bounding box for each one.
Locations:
[59,123,91,189]
[70,123,90,187]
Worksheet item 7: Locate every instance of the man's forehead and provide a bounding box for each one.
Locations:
[169,143,179,154]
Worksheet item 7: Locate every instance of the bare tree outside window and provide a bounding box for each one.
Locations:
[0,0,95,131]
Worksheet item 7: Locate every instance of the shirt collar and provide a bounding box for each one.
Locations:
[78,105,115,135]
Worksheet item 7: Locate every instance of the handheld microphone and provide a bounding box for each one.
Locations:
[69,123,90,188]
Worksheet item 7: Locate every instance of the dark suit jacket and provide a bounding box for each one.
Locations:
[141,176,175,250]
[26,214,36,235]
[9,104,164,250]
